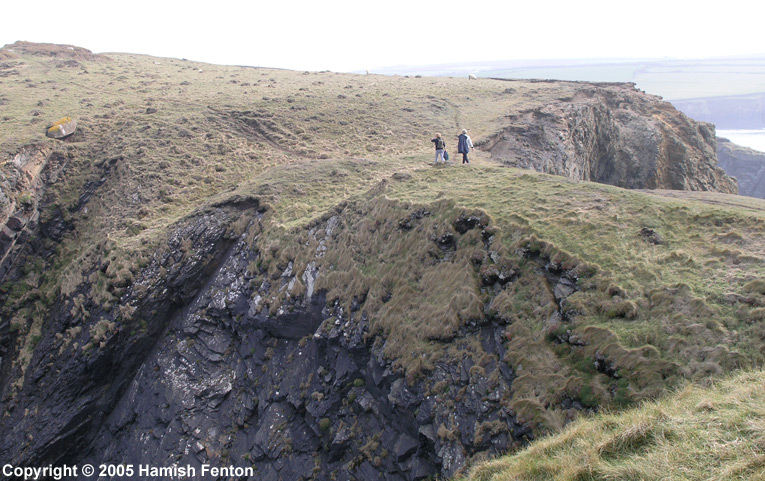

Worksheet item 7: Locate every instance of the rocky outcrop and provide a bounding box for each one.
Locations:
[484,82,738,194]
[0,206,250,473]
[0,144,69,280]
[0,195,594,480]
[1,41,105,62]
[716,137,765,198]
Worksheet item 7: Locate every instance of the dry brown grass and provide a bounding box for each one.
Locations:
[460,371,765,481]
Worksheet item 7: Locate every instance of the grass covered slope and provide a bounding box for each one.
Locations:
[461,370,765,481]
[237,159,765,433]
[0,42,580,257]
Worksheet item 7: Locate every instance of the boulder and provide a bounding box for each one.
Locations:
[394,433,419,462]
[46,117,77,139]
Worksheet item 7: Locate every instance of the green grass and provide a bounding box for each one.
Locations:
[460,370,765,481]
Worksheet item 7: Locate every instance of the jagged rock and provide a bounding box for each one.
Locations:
[254,403,291,458]
[398,208,430,231]
[0,226,15,243]
[438,442,466,478]
[388,378,418,409]
[594,352,619,378]
[401,456,433,480]
[329,422,353,461]
[553,276,578,301]
[357,391,378,414]
[480,264,500,286]
[418,424,437,443]
[435,233,457,251]
[453,214,484,234]
[394,433,419,462]
[6,215,25,231]
[302,261,318,299]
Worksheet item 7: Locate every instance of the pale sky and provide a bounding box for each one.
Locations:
[2,0,762,72]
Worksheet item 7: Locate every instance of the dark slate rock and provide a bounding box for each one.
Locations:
[453,214,483,234]
[6,215,25,231]
[387,379,417,410]
[418,424,436,444]
[394,433,419,462]
[329,422,352,462]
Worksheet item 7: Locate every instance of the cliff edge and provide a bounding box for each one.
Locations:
[717,137,765,198]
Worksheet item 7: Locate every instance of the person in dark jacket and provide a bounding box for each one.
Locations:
[431,133,447,164]
[458,129,473,164]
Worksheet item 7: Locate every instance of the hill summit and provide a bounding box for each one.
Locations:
[0,43,761,480]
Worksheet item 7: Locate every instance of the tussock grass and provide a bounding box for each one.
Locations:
[240,158,765,430]
[460,370,765,481]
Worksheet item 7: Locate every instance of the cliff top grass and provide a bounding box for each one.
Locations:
[460,369,765,481]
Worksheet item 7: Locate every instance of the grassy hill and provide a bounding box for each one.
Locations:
[1,42,764,478]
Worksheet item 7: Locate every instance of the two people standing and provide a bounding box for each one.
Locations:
[431,130,473,165]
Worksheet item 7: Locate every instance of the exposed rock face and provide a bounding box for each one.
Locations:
[484,82,738,194]
[716,137,765,198]
[0,144,68,279]
[0,203,564,480]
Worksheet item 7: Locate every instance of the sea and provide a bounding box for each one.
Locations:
[716,129,765,153]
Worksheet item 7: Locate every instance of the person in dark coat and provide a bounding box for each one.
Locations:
[458,129,473,164]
